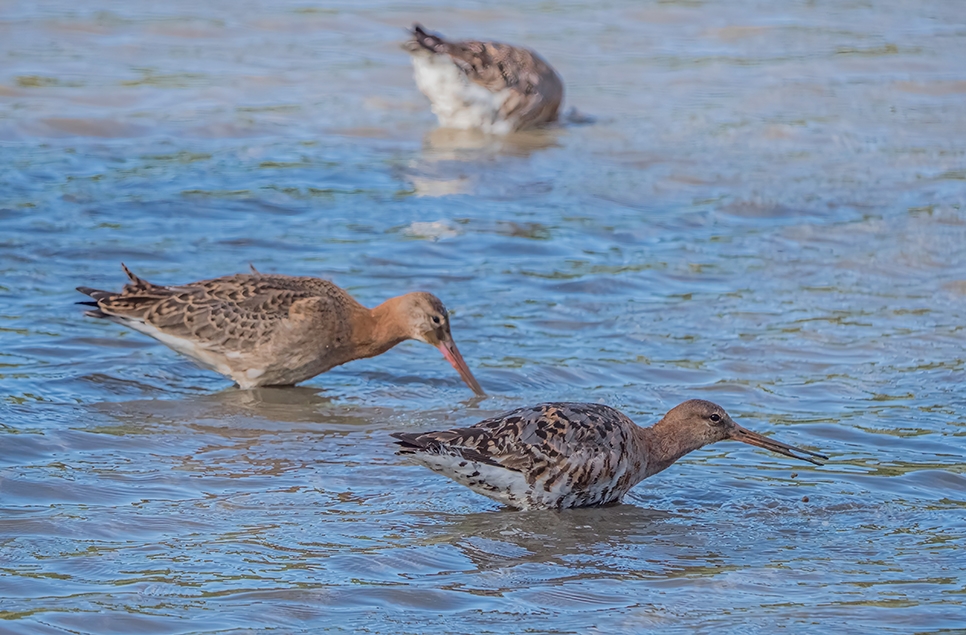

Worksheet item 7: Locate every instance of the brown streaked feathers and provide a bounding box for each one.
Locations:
[77,264,484,393]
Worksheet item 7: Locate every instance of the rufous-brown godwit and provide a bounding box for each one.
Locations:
[392,400,826,510]
[403,24,564,134]
[78,264,484,393]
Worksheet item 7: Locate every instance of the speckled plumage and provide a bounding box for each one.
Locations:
[404,24,564,133]
[77,264,484,393]
[393,400,827,510]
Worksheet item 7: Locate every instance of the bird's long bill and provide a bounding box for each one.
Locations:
[437,338,485,396]
[729,424,828,466]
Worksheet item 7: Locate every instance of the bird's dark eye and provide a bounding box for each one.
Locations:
[432,316,441,325]
[710,413,721,423]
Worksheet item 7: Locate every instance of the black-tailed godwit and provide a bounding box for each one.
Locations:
[393,400,826,510]
[403,24,564,134]
[78,264,484,393]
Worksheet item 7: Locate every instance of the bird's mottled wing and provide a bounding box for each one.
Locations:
[89,272,350,353]
[396,403,637,478]
[450,42,556,100]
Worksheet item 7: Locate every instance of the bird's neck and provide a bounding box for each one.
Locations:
[353,296,410,358]
[637,417,703,479]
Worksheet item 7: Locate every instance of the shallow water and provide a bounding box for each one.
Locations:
[2,0,965,633]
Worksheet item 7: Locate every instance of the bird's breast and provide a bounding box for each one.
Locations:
[410,55,514,133]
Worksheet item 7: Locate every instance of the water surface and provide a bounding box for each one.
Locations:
[2,1,965,633]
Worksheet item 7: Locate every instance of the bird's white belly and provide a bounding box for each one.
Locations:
[411,55,514,134]
[413,451,624,510]
[119,318,231,374]
[415,452,534,507]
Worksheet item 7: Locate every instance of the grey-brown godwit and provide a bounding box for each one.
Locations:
[392,400,826,510]
[77,264,484,393]
[403,24,564,134]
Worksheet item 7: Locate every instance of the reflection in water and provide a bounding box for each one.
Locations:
[406,127,563,197]
[429,505,679,571]
[89,386,391,429]
[422,126,562,157]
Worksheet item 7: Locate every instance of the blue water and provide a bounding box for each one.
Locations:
[2,1,965,633]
